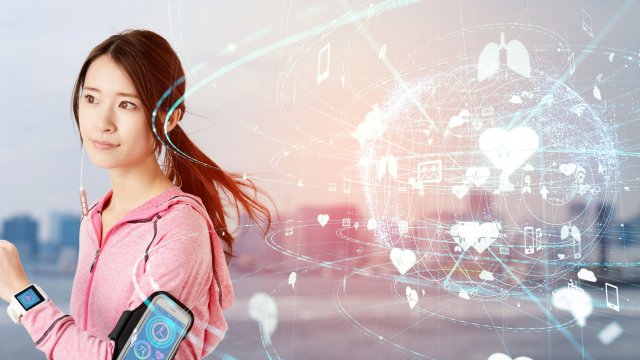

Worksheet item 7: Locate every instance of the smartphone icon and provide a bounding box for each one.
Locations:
[524,227,534,254]
[605,283,619,312]
[117,294,193,360]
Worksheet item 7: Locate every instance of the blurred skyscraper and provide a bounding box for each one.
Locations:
[51,213,81,249]
[1,215,38,260]
[50,213,81,271]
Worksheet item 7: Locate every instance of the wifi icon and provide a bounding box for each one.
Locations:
[570,103,588,116]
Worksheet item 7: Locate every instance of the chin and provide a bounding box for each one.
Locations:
[86,152,123,169]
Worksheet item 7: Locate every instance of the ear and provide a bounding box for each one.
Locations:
[165,108,182,133]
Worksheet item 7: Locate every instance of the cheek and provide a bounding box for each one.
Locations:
[78,116,89,141]
[77,105,94,135]
[124,117,156,151]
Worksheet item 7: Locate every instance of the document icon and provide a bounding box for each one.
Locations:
[285,220,294,236]
[343,178,351,193]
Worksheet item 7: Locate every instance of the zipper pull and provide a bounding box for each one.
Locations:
[90,249,101,273]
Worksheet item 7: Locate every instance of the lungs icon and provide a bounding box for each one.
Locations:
[477,32,531,82]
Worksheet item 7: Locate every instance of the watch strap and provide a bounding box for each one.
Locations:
[6,284,49,325]
[7,298,25,324]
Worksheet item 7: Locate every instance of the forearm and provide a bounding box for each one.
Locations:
[20,299,116,360]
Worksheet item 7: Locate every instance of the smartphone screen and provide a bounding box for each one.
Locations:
[118,295,191,360]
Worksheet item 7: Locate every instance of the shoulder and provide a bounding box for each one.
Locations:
[155,201,212,247]
[161,202,208,226]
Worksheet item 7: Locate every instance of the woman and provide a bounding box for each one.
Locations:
[0,29,272,359]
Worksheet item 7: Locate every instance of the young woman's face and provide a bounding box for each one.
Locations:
[78,55,156,170]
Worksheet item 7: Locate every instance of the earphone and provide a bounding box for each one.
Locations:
[79,144,89,216]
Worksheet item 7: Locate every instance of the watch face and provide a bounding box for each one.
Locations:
[15,285,45,311]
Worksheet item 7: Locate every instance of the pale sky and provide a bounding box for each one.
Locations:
[2,0,640,241]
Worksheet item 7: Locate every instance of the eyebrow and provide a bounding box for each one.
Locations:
[83,86,140,100]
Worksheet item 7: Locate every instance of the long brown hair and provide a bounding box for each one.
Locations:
[71,29,273,261]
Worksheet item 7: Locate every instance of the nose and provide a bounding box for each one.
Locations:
[94,106,116,133]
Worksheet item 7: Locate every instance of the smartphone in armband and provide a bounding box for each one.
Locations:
[115,292,193,360]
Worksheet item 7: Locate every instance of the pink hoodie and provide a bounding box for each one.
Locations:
[19,185,234,359]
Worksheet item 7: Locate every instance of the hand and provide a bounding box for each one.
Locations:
[0,240,31,304]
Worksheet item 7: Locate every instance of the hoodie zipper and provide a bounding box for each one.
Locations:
[82,213,125,331]
[82,214,161,331]
[89,249,100,273]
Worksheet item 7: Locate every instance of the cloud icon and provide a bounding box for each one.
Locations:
[352,104,386,148]
[479,270,495,281]
[577,268,597,282]
[458,289,470,300]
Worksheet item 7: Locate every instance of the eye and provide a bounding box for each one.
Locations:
[84,94,96,104]
[119,101,137,110]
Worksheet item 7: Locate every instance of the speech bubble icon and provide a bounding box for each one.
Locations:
[479,270,495,281]
[552,285,593,327]
[248,292,278,342]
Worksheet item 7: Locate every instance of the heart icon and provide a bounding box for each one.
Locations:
[452,184,469,199]
[450,222,501,254]
[466,167,490,187]
[488,353,532,360]
[405,286,418,309]
[479,127,539,179]
[317,214,329,227]
[155,350,165,359]
[450,222,476,252]
[472,222,501,253]
[559,163,576,176]
[389,248,417,275]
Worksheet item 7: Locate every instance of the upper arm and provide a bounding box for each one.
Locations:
[124,205,214,359]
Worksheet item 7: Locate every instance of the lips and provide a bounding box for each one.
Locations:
[91,140,119,150]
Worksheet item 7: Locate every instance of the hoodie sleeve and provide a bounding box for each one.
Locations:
[20,300,116,359]
[20,204,215,359]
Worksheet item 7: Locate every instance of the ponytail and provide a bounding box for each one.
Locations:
[161,125,273,261]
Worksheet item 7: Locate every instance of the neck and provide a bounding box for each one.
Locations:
[106,155,175,214]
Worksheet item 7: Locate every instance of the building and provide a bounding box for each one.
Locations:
[51,213,81,250]
[50,213,82,271]
[2,215,39,261]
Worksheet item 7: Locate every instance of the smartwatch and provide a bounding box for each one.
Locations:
[6,284,49,324]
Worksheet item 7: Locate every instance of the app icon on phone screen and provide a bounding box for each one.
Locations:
[121,302,188,360]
